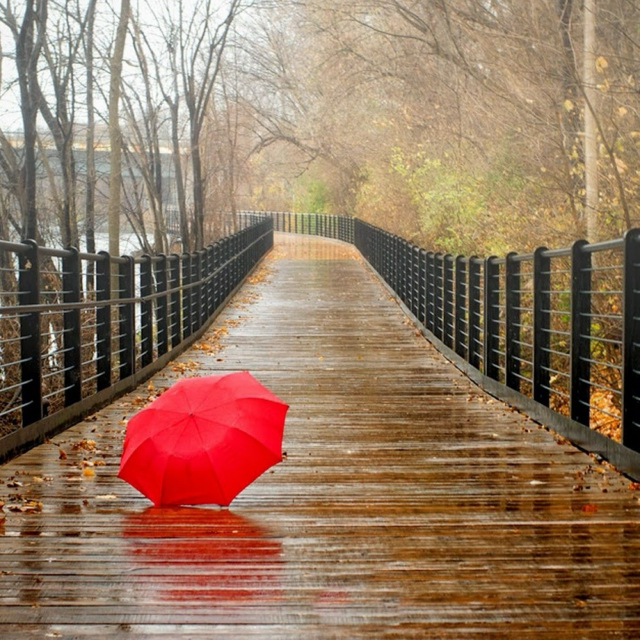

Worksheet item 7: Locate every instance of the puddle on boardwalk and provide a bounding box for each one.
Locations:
[274,233,358,260]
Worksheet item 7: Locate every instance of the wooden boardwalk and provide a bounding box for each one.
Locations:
[2,233,640,638]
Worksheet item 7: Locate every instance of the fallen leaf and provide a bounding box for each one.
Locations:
[8,500,42,513]
[581,503,598,514]
[72,439,97,452]
[82,467,95,478]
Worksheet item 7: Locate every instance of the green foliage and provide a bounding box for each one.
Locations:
[376,145,548,256]
[292,176,331,214]
[390,149,490,255]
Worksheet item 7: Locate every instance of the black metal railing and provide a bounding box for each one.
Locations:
[354,219,640,477]
[239,210,640,478]
[3,206,640,477]
[0,218,273,461]
[238,211,354,244]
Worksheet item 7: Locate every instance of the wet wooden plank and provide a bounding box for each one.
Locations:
[2,233,640,637]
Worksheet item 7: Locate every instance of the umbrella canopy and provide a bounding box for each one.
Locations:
[118,371,288,506]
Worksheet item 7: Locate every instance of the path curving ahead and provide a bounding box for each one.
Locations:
[1,233,640,638]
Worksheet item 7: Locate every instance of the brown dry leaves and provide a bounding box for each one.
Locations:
[170,359,200,374]
[193,326,228,357]
[1,470,48,515]
[230,290,261,309]
[590,389,622,442]
[246,261,273,285]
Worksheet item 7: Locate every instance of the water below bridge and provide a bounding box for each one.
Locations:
[1,233,640,638]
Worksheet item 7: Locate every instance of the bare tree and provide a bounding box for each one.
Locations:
[178,0,242,249]
[84,0,97,257]
[0,0,48,241]
[36,0,97,248]
[121,11,171,254]
[108,0,130,258]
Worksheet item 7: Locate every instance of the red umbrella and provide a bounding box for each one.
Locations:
[118,371,288,506]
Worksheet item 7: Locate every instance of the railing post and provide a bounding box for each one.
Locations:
[418,249,427,326]
[454,256,466,358]
[140,255,153,369]
[96,251,112,391]
[468,257,481,369]
[189,252,197,335]
[505,252,520,391]
[19,240,42,425]
[426,252,435,333]
[400,241,408,305]
[119,256,135,380]
[570,240,591,426]
[390,236,398,294]
[219,238,228,301]
[192,250,203,334]
[156,255,168,357]
[379,230,387,283]
[206,245,215,319]
[63,247,82,406]
[622,229,640,450]
[443,254,454,348]
[533,247,550,406]
[168,255,181,349]
[181,253,192,340]
[411,246,420,317]
[434,253,444,341]
[484,256,500,380]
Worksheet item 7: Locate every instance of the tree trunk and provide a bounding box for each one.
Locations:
[171,104,190,253]
[192,129,205,250]
[108,0,130,258]
[85,0,97,260]
[583,0,599,242]
[16,0,45,241]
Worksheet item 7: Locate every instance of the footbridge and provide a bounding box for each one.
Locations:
[1,216,640,637]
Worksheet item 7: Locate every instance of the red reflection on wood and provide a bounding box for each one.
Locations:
[122,506,282,602]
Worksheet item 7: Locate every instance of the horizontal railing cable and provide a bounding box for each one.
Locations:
[0,219,273,461]
[239,211,640,480]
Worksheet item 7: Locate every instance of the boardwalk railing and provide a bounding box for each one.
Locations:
[241,210,640,479]
[0,218,273,462]
[238,211,354,244]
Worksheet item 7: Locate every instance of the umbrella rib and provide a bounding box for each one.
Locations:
[227,426,282,465]
[199,396,284,414]
[157,417,194,505]
[193,420,229,505]
[194,415,282,459]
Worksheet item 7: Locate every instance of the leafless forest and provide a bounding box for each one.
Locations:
[1,0,639,256]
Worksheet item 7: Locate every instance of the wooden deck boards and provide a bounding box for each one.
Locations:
[2,233,640,638]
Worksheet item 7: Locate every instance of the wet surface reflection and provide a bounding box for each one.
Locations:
[122,507,282,603]
[274,233,358,260]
